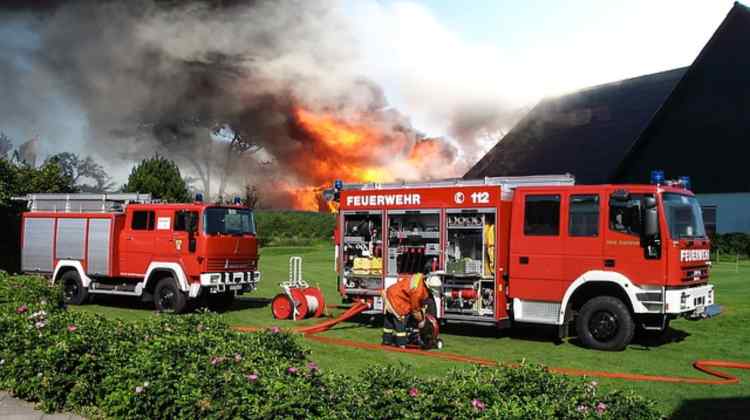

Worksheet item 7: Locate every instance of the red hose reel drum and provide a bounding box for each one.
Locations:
[272,287,326,320]
[271,256,326,320]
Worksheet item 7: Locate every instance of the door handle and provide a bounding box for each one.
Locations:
[604,259,615,268]
[519,256,529,265]
[126,236,133,241]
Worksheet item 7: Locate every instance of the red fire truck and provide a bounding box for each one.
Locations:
[15,193,261,313]
[331,175,717,350]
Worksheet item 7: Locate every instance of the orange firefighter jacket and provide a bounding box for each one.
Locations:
[384,273,429,318]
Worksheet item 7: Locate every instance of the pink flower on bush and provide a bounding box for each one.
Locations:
[210,356,224,366]
[471,399,486,412]
[577,404,589,414]
[67,324,77,333]
[287,367,298,374]
[307,362,319,372]
[408,387,419,397]
[595,402,608,415]
[246,373,259,382]
[135,386,144,394]
[35,321,46,329]
[16,305,28,314]
[234,353,242,363]
[590,380,598,387]
[270,326,281,334]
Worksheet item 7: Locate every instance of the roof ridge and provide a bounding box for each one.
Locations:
[610,1,745,181]
[574,67,688,94]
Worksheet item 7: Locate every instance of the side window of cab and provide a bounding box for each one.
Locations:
[174,210,198,232]
[131,210,155,231]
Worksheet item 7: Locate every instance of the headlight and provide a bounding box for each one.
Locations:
[210,274,221,284]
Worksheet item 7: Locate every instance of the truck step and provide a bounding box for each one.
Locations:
[89,282,140,296]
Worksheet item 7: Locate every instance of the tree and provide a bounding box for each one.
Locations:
[0,133,12,159]
[243,184,260,209]
[46,152,115,192]
[123,155,191,203]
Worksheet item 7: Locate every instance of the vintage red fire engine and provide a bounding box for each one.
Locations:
[331,174,717,350]
[15,193,260,313]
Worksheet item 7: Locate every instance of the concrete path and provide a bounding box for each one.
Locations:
[0,392,85,420]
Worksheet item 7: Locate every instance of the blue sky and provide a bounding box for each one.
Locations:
[343,0,738,142]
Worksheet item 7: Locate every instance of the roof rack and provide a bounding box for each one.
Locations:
[340,174,575,191]
[12,193,153,213]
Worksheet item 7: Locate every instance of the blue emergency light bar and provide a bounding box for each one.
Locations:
[195,193,204,202]
[679,176,691,190]
[334,180,343,190]
[650,170,665,185]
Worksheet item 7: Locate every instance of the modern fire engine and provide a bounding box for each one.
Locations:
[331,173,717,350]
[14,193,261,313]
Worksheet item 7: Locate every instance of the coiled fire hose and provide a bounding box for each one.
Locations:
[233,302,750,385]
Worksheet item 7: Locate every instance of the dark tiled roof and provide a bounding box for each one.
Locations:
[464,67,687,184]
[466,2,750,193]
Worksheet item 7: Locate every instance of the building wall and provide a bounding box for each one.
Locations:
[696,193,750,234]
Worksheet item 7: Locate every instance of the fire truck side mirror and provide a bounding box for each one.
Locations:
[643,197,658,238]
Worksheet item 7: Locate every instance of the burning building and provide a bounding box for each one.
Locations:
[0,0,513,211]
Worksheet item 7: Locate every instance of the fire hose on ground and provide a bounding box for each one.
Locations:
[233,300,750,385]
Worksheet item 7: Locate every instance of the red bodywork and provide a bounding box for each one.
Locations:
[335,182,711,325]
[21,202,258,286]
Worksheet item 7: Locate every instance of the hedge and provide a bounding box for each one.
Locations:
[0,274,660,419]
[711,232,750,258]
[255,211,335,247]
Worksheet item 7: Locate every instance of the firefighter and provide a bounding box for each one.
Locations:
[382,272,429,348]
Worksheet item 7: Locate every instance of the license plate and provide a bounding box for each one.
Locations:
[229,284,242,291]
[373,296,383,311]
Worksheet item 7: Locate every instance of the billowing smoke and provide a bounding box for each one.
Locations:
[0,0,520,209]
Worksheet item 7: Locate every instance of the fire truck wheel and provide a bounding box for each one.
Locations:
[61,270,88,305]
[154,277,188,314]
[576,296,634,351]
[208,292,235,313]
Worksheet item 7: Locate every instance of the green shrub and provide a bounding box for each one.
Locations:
[255,211,334,247]
[711,232,750,258]
[0,276,660,419]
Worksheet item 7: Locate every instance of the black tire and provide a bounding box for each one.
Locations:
[207,291,235,312]
[60,270,88,305]
[154,277,188,314]
[576,296,634,351]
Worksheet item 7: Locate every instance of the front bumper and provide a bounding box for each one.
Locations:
[198,271,261,295]
[664,284,715,316]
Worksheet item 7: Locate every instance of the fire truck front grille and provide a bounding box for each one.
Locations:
[682,265,709,282]
[207,258,253,272]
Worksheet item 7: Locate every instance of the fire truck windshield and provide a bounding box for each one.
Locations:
[203,207,256,235]
[662,193,706,239]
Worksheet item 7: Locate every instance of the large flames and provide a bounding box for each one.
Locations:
[284,107,458,211]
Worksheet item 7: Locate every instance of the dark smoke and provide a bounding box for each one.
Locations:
[0,0,504,208]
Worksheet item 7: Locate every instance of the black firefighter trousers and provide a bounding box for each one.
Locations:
[382,312,408,347]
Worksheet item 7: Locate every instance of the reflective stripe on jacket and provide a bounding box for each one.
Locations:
[384,273,428,317]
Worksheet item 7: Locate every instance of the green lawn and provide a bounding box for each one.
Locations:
[75,244,750,419]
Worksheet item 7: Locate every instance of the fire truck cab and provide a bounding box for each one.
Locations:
[332,175,717,350]
[16,193,261,313]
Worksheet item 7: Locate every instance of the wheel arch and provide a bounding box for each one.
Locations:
[144,262,190,293]
[52,260,93,288]
[559,271,639,324]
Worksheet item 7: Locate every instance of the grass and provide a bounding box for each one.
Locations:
[74,244,750,419]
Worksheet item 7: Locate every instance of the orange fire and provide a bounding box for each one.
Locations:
[284,107,457,212]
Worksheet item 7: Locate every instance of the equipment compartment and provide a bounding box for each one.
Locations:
[341,212,383,290]
[387,210,440,275]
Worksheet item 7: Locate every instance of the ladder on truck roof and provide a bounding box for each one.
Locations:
[340,174,575,191]
[12,193,153,213]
